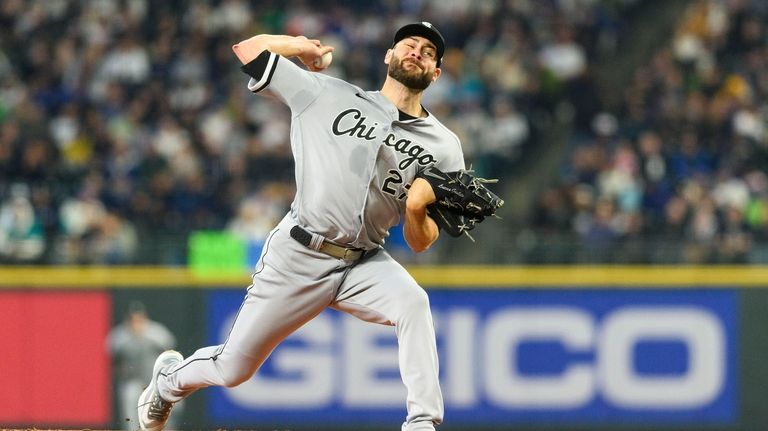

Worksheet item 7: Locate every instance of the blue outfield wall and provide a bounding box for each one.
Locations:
[205,288,738,429]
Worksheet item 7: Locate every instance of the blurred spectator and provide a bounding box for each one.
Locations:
[97,33,150,87]
[0,183,44,262]
[57,176,104,229]
[685,195,719,263]
[53,174,138,264]
[227,184,287,243]
[475,97,530,177]
[538,25,587,83]
[719,204,751,263]
[87,211,138,264]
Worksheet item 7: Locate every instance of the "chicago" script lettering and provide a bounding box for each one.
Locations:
[331,108,435,169]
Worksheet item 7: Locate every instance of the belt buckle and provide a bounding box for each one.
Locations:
[343,248,361,261]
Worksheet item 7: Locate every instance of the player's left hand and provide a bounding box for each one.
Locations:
[416,167,504,239]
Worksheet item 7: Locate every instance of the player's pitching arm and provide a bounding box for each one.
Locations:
[232,34,334,72]
[404,177,440,253]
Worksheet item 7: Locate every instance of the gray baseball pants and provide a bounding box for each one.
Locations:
[157,215,443,431]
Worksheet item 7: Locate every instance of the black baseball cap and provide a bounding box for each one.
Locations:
[393,22,445,67]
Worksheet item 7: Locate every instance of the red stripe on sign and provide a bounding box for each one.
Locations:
[0,291,111,426]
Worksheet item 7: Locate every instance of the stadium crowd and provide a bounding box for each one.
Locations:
[531,0,768,264]
[0,0,631,264]
[13,0,766,265]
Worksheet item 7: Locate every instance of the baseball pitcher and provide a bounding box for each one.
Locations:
[137,22,502,431]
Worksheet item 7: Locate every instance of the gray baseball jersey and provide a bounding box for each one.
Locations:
[247,51,465,249]
[153,49,465,431]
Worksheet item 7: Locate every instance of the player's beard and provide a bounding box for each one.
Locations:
[387,55,433,91]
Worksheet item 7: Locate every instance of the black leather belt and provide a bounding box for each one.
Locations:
[290,225,365,261]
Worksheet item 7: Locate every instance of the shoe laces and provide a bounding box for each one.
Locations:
[147,391,173,421]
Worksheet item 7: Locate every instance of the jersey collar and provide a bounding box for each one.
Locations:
[359,91,432,124]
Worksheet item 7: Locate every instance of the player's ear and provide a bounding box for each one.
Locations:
[432,66,441,82]
[384,48,393,65]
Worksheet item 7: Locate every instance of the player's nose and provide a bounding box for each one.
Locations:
[407,48,421,59]
[408,51,422,62]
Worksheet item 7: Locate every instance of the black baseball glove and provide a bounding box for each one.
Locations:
[417,167,504,239]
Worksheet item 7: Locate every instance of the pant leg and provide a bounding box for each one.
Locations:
[159,218,346,402]
[119,380,142,430]
[333,249,443,431]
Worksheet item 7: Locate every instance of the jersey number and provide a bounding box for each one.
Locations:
[382,170,411,200]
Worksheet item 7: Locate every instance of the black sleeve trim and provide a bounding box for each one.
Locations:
[240,50,278,92]
[240,50,271,78]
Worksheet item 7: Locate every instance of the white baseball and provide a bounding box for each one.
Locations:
[313,51,333,69]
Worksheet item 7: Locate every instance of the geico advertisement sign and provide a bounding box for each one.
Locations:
[206,289,737,425]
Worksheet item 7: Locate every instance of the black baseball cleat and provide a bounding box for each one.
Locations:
[137,350,184,431]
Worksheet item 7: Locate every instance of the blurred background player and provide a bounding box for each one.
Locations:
[107,301,178,430]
